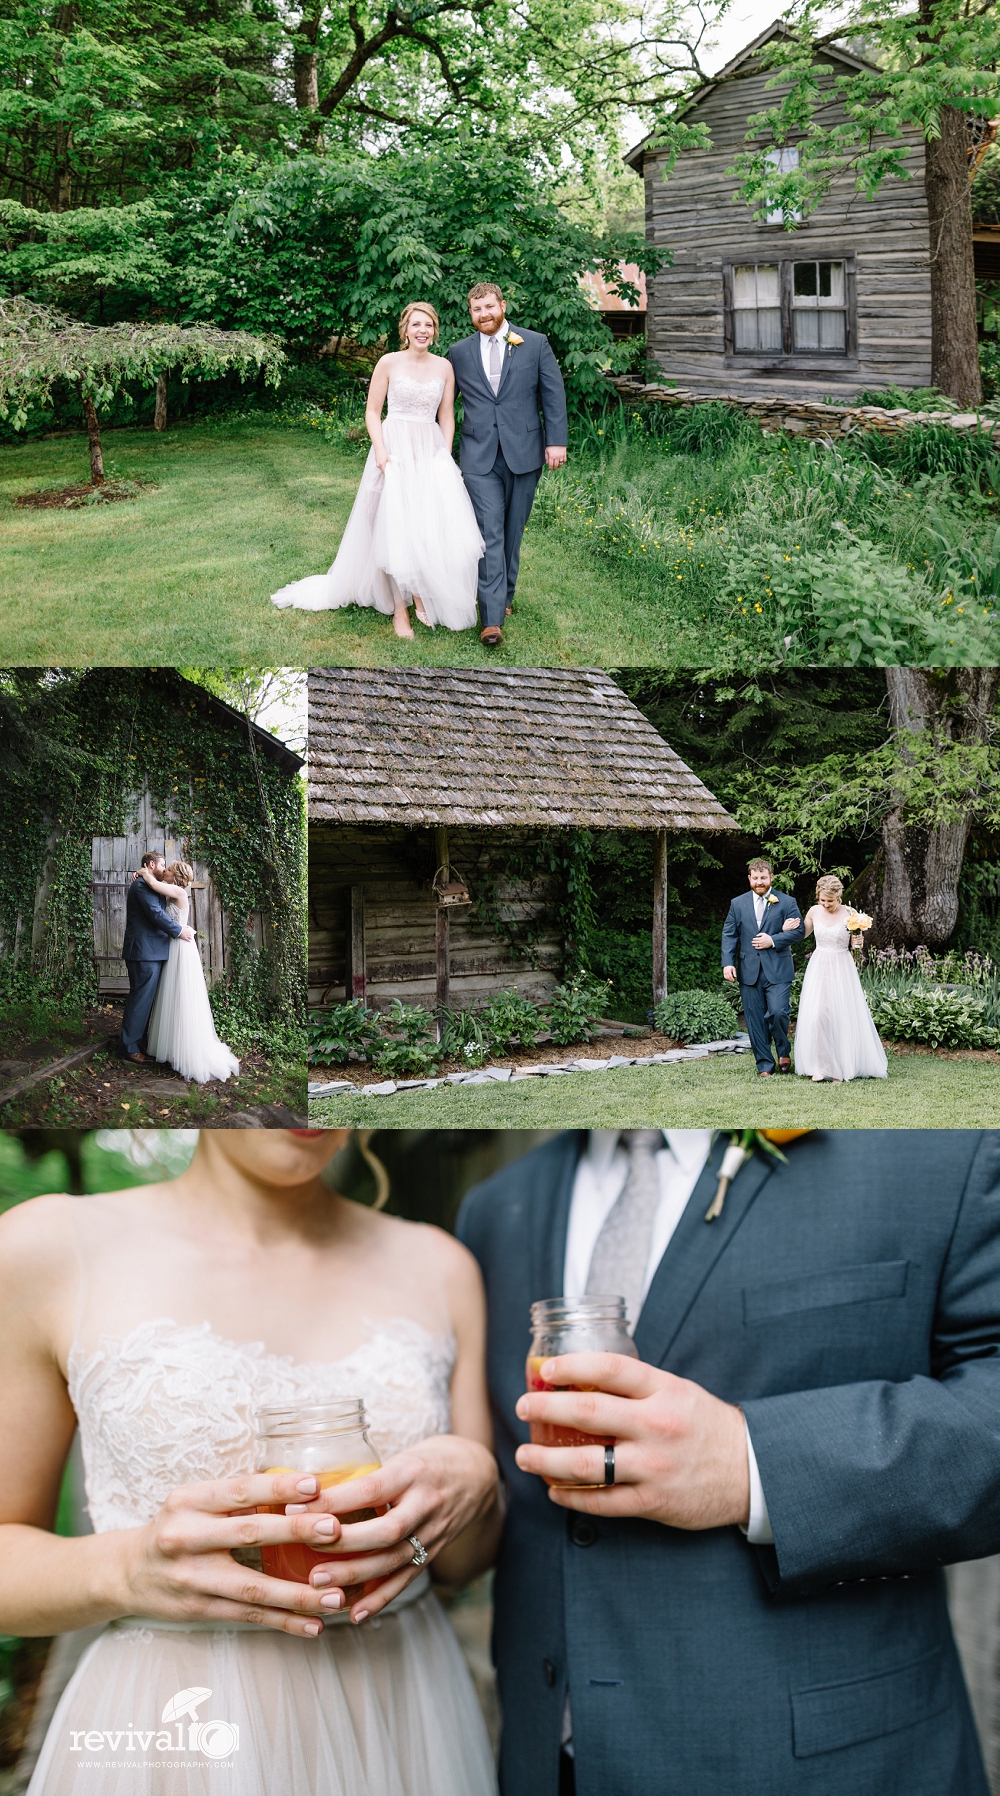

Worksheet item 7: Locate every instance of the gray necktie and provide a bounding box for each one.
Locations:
[489,333,502,393]
[585,1131,663,1333]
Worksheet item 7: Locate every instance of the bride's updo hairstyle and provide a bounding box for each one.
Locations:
[816,875,844,902]
[167,860,194,887]
[399,302,439,347]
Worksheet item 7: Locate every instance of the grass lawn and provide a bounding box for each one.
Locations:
[0,421,661,666]
[308,1047,1000,1129]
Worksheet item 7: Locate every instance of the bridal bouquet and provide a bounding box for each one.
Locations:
[846,909,873,933]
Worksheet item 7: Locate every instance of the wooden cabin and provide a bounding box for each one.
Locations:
[626,22,933,401]
[308,667,737,1013]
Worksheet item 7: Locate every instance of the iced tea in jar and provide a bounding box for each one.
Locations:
[526,1297,638,1488]
[255,1398,386,1584]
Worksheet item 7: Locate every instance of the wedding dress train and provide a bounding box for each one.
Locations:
[145,891,239,1085]
[27,1198,498,1796]
[793,909,888,1081]
[270,375,483,629]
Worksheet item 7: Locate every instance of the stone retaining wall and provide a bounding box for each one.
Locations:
[608,375,999,443]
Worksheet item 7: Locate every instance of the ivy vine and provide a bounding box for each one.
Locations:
[468,829,599,972]
[0,668,305,1052]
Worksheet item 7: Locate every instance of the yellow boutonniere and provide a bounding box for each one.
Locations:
[507,333,523,350]
[705,1129,812,1222]
[766,893,779,905]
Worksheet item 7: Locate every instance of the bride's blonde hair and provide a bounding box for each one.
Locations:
[167,860,194,888]
[816,874,844,901]
[398,302,439,347]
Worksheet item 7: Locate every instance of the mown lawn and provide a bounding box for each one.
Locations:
[0,422,664,666]
[308,1047,1000,1129]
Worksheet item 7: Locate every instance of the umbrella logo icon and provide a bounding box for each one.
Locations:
[162,1688,212,1725]
[160,1688,240,1758]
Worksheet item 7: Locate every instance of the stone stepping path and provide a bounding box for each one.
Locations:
[309,1036,752,1100]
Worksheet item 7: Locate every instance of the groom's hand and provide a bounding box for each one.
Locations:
[751,932,774,949]
[180,926,195,941]
[514,1353,750,1531]
[723,965,737,983]
[545,446,567,470]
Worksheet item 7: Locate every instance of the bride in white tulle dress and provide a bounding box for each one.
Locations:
[135,862,239,1084]
[2,1129,501,1796]
[790,875,888,1082]
[271,302,483,638]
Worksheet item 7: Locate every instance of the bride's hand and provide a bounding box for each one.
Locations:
[119,1471,349,1636]
[782,916,801,933]
[374,447,390,472]
[291,1436,499,1623]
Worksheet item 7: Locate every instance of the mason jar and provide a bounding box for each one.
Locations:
[526,1296,639,1487]
[254,1398,385,1584]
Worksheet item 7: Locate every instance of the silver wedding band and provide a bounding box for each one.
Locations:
[604,1445,615,1487]
[407,1534,428,1567]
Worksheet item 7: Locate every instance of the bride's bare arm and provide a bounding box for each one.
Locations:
[365,356,393,470]
[135,868,182,899]
[295,1230,502,1620]
[0,1199,365,1639]
[436,362,456,453]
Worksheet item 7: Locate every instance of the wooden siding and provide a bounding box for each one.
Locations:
[91,788,260,994]
[309,824,565,1011]
[642,60,932,399]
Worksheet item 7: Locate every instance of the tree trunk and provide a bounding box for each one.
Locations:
[293,13,323,148]
[924,105,982,406]
[864,669,999,948]
[79,387,105,485]
[154,373,168,431]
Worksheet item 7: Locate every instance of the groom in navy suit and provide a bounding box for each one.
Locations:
[119,851,193,1064]
[458,1128,1000,1796]
[448,283,568,648]
[721,857,804,1075]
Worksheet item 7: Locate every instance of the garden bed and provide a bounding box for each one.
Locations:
[14,478,152,509]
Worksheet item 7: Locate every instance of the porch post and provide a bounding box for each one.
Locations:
[347,885,366,1003]
[652,829,668,1007]
[435,826,451,1016]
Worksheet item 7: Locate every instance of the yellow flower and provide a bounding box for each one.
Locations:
[507,333,523,348]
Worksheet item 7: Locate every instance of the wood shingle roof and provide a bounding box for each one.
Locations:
[308,668,738,832]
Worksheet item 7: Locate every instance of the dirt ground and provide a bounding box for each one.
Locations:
[0,1003,306,1128]
[309,1024,705,1088]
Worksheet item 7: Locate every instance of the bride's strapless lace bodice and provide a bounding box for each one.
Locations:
[387,375,445,420]
[810,910,852,953]
[68,1317,455,1533]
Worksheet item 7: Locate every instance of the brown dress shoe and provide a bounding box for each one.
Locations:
[758,1068,773,1077]
[481,627,503,647]
[778,1057,792,1073]
[121,1051,148,1065]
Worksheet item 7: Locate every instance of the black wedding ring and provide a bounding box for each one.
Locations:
[604,1445,615,1486]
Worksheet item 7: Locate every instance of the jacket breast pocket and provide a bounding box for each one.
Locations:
[742,1260,909,1326]
[791,1646,951,1756]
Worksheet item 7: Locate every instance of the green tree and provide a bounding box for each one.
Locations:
[0,295,284,481]
[728,6,1000,406]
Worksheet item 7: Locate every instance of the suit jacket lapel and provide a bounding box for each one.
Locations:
[632,1137,776,1367]
[456,333,496,403]
[495,329,517,394]
[533,1131,584,1301]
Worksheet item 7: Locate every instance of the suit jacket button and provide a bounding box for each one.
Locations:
[570,1519,597,1547]
[543,1659,557,1687]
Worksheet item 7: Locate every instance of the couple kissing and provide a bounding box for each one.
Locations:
[270,282,567,647]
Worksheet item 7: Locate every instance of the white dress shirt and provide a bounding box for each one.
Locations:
[565,1130,772,1545]
[478,317,510,379]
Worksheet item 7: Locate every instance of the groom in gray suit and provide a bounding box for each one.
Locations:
[721,857,805,1076]
[448,283,568,647]
[458,1128,1000,1796]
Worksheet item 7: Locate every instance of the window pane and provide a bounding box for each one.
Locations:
[733,265,759,307]
[758,308,782,350]
[819,262,844,303]
[793,310,820,350]
[734,309,758,349]
[793,262,817,298]
[756,265,780,306]
[819,309,846,350]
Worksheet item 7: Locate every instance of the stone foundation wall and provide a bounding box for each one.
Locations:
[608,375,999,442]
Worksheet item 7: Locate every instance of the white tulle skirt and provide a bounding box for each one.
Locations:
[270,418,483,630]
[146,939,239,1085]
[793,948,889,1081]
[27,1593,497,1796]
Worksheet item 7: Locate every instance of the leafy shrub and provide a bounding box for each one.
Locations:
[654,989,739,1044]
[371,1040,444,1078]
[545,972,612,1045]
[657,401,759,457]
[851,385,957,413]
[439,1007,491,1067]
[478,990,543,1050]
[307,1001,381,1066]
[866,985,1000,1050]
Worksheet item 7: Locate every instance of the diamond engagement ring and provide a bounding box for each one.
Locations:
[407,1535,429,1567]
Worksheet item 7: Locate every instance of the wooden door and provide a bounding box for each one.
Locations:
[91,790,232,993]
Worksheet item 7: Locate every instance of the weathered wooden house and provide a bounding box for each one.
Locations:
[308,667,737,1013]
[4,669,304,998]
[626,22,932,400]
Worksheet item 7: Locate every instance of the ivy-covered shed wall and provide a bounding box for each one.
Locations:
[1,668,306,1044]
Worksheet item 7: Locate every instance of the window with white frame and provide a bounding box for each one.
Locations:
[766,147,801,225]
[732,264,781,352]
